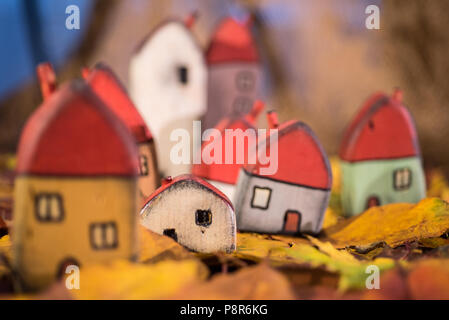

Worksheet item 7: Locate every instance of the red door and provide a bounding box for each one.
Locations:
[283,211,301,234]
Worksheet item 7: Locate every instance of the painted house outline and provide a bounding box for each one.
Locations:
[140,175,236,253]
[203,16,261,130]
[339,90,426,216]
[235,113,332,235]
[13,80,139,289]
[84,63,159,202]
[129,16,207,176]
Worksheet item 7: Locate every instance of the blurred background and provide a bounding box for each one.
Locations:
[0,0,448,175]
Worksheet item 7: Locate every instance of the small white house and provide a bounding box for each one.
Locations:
[129,17,207,176]
[140,175,236,253]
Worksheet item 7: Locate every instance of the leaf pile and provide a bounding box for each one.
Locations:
[1,157,449,299]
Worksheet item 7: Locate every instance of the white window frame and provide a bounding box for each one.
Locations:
[251,186,272,210]
[393,168,412,191]
[35,193,64,222]
[90,222,118,250]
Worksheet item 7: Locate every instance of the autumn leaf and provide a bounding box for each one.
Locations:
[170,263,294,299]
[70,259,208,299]
[138,225,195,263]
[328,198,449,248]
[233,233,395,290]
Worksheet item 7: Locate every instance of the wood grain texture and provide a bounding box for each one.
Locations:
[141,175,236,253]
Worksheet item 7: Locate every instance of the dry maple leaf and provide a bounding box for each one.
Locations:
[328,198,449,248]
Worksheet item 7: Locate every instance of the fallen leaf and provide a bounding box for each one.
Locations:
[363,267,409,300]
[170,263,295,299]
[138,225,195,263]
[407,259,449,299]
[70,259,208,299]
[328,198,449,248]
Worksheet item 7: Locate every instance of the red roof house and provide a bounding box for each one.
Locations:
[84,63,153,143]
[234,112,332,235]
[192,100,264,199]
[206,17,259,65]
[339,90,420,162]
[140,174,236,253]
[16,80,139,176]
[203,16,262,130]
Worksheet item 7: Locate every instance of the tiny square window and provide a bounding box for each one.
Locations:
[35,193,64,222]
[90,222,118,250]
[235,70,255,92]
[177,65,188,85]
[251,186,271,210]
[195,209,212,227]
[393,168,412,190]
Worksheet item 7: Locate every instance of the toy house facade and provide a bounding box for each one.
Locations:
[192,101,264,201]
[140,175,236,253]
[85,63,159,203]
[129,17,207,176]
[202,17,262,130]
[12,81,139,290]
[339,90,426,216]
[235,112,332,235]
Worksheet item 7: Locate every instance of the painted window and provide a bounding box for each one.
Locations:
[393,168,412,190]
[177,65,188,85]
[35,193,64,222]
[235,70,255,92]
[232,96,253,115]
[90,222,118,250]
[196,209,212,227]
[139,154,149,176]
[251,186,272,209]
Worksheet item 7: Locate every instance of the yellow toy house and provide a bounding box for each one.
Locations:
[12,80,140,290]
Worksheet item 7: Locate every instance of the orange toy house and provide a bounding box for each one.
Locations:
[84,63,159,203]
[12,80,140,290]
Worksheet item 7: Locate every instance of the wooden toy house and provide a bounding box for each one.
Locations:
[84,63,159,203]
[339,90,426,216]
[192,101,264,201]
[12,80,140,290]
[129,15,207,176]
[234,112,332,235]
[140,175,236,253]
[202,16,261,130]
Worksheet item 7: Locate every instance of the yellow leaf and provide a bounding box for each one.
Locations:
[233,233,395,290]
[328,198,449,248]
[138,225,194,263]
[71,259,208,299]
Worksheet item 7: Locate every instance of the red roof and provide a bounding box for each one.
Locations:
[339,91,420,162]
[206,17,259,64]
[142,174,233,210]
[192,101,264,184]
[16,80,139,176]
[85,63,153,143]
[244,119,332,190]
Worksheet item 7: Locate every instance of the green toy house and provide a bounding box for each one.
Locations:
[339,90,426,217]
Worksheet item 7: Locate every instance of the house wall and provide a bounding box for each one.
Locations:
[203,63,261,130]
[341,156,426,217]
[129,22,207,177]
[137,141,159,203]
[234,170,330,234]
[140,181,236,253]
[12,176,138,290]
